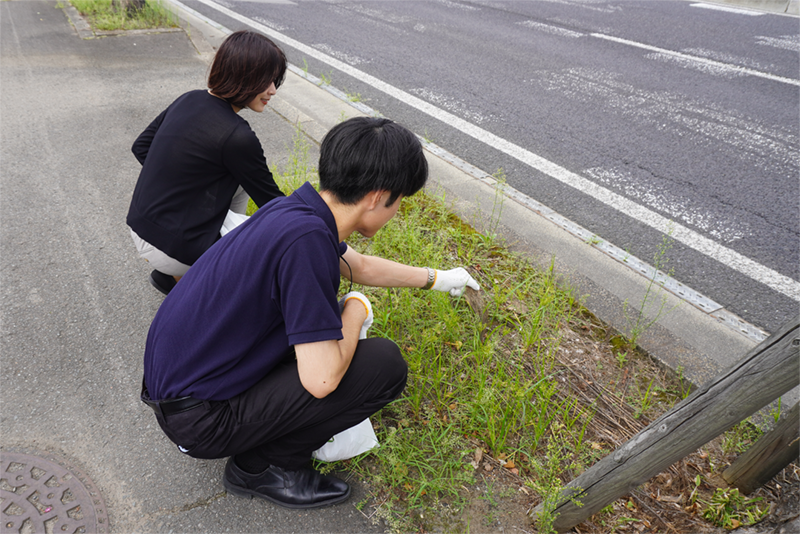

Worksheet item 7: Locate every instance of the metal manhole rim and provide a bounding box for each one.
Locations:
[1,448,110,534]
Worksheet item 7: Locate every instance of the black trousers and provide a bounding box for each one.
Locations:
[148,337,407,469]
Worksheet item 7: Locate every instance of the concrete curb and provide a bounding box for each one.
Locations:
[62,3,93,39]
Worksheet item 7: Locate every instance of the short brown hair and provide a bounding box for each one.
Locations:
[208,30,287,109]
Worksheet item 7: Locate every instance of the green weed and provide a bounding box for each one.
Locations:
[701,487,769,529]
[69,0,178,31]
[769,398,782,424]
[623,226,680,346]
[721,420,763,456]
[633,378,655,419]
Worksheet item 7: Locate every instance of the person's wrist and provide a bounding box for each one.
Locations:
[422,267,436,290]
[345,296,369,321]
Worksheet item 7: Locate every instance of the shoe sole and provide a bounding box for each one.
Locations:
[148,273,172,296]
[223,478,351,509]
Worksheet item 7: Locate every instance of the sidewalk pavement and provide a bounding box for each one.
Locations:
[1,1,379,532]
[0,1,791,533]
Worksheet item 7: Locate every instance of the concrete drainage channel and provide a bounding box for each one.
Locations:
[1,450,110,534]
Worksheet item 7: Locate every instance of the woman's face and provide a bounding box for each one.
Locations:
[245,82,277,113]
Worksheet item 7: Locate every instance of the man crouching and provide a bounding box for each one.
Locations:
[140,117,480,508]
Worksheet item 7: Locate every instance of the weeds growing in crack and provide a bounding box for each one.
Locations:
[623,225,680,347]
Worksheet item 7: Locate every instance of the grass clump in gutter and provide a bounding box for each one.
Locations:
[68,0,178,31]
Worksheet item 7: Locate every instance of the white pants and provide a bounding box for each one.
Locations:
[130,186,250,277]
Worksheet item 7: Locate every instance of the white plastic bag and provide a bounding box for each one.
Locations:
[312,418,379,462]
[220,210,249,237]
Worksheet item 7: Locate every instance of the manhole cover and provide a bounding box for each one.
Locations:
[1,451,109,534]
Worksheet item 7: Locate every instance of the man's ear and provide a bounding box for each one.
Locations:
[365,190,387,210]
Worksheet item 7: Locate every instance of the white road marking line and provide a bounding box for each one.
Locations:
[592,33,800,87]
[192,0,800,301]
[517,20,584,38]
[690,3,764,15]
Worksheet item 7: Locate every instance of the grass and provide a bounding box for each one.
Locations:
[259,130,636,532]
[254,128,795,533]
[698,485,769,529]
[263,130,593,531]
[343,200,592,532]
[68,0,179,31]
[622,227,679,347]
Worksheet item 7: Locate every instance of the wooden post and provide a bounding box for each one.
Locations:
[529,315,799,532]
[722,401,800,495]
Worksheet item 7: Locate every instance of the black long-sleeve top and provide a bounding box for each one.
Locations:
[127,90,284,266]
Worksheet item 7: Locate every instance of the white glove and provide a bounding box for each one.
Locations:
[431,267,480,297]
[339,291,373,340]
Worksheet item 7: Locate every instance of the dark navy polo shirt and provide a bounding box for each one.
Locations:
[143,182,348,401]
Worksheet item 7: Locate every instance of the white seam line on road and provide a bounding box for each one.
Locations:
[185,0,800,306]
[690,3,764,16]
[591,33,800,87]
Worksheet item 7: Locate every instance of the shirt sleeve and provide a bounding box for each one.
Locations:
[221,122,285,207]
[278,230,343,346]
[131,108,167,165]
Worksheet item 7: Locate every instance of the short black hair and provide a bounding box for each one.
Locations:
[207,30,287,109]
[319,117,428,206]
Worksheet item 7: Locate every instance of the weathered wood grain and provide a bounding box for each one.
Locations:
[723,401,799,495]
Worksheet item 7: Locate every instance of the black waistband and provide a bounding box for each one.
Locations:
[141,380,205,417]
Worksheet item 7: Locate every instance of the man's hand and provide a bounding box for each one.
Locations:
[339,291,373,339]
[431,268,480,297]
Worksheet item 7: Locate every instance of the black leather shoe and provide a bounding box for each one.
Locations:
[149,270,177,295]
[223,457,350,509]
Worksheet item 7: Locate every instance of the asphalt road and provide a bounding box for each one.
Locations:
[180,0,800,334]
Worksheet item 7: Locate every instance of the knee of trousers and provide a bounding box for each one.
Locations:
[362,337,408,391]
